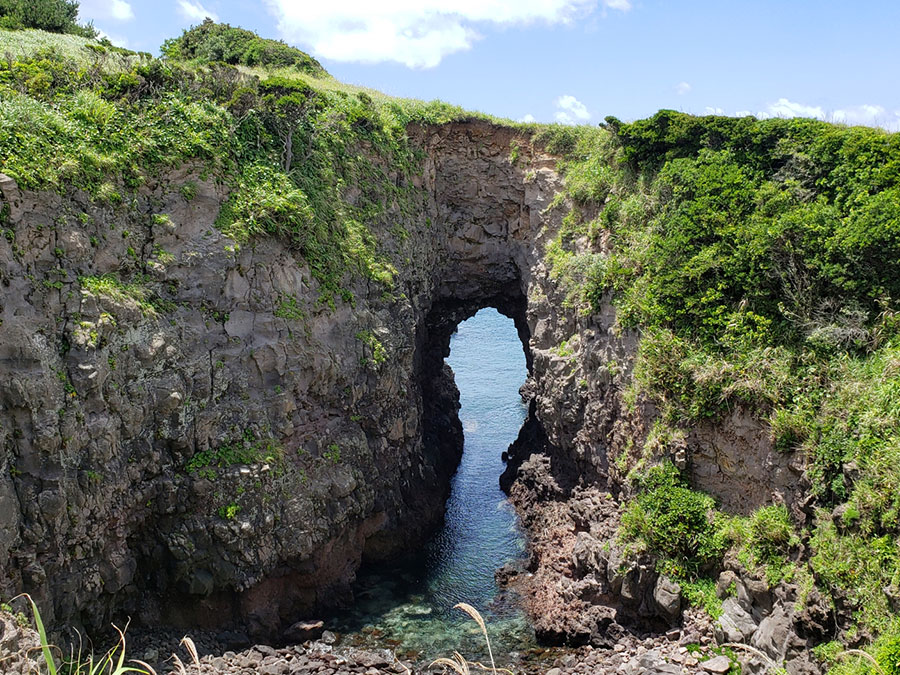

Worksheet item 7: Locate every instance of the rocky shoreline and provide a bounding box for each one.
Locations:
[0,604,731,675]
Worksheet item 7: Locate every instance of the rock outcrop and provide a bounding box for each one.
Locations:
[0,121,564,642]
[0,116,813,668]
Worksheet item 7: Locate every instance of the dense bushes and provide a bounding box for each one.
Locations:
[161,19,326,77]
[0,0,95,37]
[594,112,900,350]
[621,462,726,576]
[543,112,900,647]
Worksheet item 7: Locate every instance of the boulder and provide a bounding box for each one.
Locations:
[702,654,733,673]
[715,597,758,643]
[283,620,324,643]
[751,606,806,662]
[652,575,682,624]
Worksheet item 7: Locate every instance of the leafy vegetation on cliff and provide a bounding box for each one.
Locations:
[161,18,327,77]
[0,24,473,304]
[5,18,900,669]
[0,0,96,37]
[545,111,900,659]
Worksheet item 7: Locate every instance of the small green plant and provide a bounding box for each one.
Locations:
[179,182,197,201]
[151,244,175,264]
[552,339,574,358]
[660,572,721,619]
[1,601,29,627]
[186,433,283,476]
[79,275,157,317]
[356,330,387,368]
[218,503,241,520]
[508,140,520,164]
[274,294,305,320]
[324,443,341,464]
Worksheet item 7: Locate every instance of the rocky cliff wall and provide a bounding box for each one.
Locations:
[0,120,566,642]
[0,118,807,662]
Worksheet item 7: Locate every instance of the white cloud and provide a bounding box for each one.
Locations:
[727,99,900,132]
[519,113,537,123]
[109,0,134,20]
[265,0,631,68]
[832,104,900,131]
[94,27,130,47]
[675,81,691,96]
[765,98,825,120]
[77,0,134,22]
[178,0,218,22]
[704,106,724,115]
[554,94,591,124]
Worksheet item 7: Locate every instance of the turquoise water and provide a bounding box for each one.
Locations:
[331,308,534,663]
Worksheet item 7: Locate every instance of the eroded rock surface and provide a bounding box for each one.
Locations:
[0,118,814,670]
[0,121,564,642]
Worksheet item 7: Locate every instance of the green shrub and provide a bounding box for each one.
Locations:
[621,462,726,575]
[748,504,798,565]
[676,575,723,619]
[0,0,96,37]
[810,520,899,633]
[161,18,326,77]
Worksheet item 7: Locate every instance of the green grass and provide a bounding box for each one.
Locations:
[0,29,142,66]
[185,431,283,477]
[78,274,157,316]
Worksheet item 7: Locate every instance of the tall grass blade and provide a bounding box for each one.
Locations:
[171,653,188,675]
[24,594,58,675]
[453,603,496,675]
[129,660,157,675]
[180,635,201,670]
[430,651,470,675]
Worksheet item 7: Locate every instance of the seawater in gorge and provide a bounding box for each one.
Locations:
[329,308,536,664]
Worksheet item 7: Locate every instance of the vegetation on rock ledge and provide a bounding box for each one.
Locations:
[545,111,900,663]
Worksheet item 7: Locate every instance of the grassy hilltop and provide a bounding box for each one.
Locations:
[1,5,900,673]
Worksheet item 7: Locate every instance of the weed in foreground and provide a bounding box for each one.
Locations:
[15,593,153,675]
[430,603,514,675]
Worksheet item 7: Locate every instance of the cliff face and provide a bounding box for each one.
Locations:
[0,120,562,640]
[0,117,811,655]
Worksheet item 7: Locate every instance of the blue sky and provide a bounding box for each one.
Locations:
[77,0,900,130]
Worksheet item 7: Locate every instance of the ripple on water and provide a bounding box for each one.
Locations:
[328,308,533,664]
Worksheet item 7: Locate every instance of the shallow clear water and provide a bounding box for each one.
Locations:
[330,308,535,663]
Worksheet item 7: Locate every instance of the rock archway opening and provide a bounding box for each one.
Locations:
[327,302,539,662]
